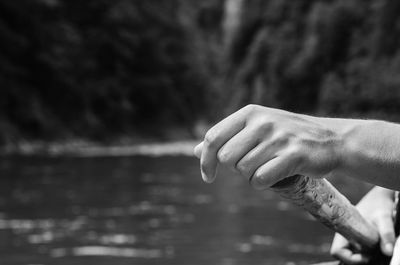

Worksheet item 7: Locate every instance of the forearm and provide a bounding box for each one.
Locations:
[323,118,400,190]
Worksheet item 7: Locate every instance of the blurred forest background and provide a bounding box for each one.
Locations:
[1,0,400,145]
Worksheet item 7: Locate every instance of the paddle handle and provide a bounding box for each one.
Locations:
[271,175,379,252]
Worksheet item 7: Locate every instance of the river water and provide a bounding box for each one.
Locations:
[0,154,372,265]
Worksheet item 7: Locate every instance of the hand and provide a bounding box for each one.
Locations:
[391,238,400,265]
[330,187,396,264]
[194,104,344,189]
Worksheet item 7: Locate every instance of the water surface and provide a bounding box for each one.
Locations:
[0,155,372,265]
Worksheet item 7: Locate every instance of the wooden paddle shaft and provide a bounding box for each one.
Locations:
[270,175,380,252]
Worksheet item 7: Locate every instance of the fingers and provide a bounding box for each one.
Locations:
[250,155,295,189]
[236,136,289,179]
[216,127,261,173]
[330,233,369,265]
[200,107,251,182]
[390,238,400,265]
[375,212,395,256]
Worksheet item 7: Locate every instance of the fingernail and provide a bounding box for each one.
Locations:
[202,166,218,183]
[385,243,394,255]
[201,170,214,183]
[201,171,208,182]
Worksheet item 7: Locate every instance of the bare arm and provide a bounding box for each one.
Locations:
[194,105,400,190]
[328,118,400,190]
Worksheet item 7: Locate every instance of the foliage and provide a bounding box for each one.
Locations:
[0,0,400,143]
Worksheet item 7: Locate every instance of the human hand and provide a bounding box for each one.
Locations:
[194,105,344,189]
[330,187,396,264]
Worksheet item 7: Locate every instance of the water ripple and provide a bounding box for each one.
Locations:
[50,246,163,258]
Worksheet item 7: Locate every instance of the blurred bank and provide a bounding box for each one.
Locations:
[1,0,400,146]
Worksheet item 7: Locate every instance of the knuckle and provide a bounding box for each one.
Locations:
[286,143,303,158]
[273,131,289,142]
[204,130,218,146]
[276,135,290,146]
[256,119,274,133]
[243,104,259,114]
[217,149,231,164]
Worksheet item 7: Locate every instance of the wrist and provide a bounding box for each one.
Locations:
[321,118,381,178]
[340,119,383,176]
[311,116,365,177]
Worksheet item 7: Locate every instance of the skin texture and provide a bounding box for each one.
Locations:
[194,104,400,190]
[330,187,397,265]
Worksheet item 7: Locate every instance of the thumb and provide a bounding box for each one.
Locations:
[194,142,203,159]
[376,212,395,256]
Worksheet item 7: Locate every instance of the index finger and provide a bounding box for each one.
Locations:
[200,106,252,182]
